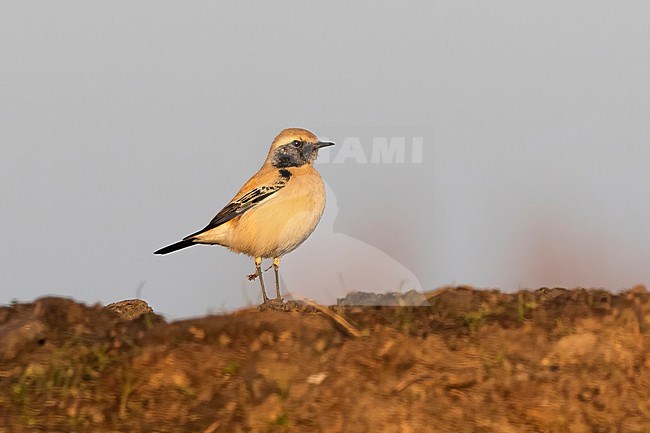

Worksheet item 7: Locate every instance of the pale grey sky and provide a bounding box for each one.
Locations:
[2,1,649,318]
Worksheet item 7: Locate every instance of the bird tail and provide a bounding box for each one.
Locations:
[154,238,196,255]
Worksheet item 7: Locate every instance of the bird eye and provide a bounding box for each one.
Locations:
[290,140,302,148]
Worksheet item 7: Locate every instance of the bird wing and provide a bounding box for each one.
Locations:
[186,169,291,238]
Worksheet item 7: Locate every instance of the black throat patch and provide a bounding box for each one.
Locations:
[278,168,292,180]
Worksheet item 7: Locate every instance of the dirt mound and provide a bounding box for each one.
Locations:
[1,286,650,432]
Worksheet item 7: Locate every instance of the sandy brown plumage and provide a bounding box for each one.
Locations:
[154,128,334,303]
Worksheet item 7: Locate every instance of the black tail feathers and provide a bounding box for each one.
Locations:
[154,239,195,255]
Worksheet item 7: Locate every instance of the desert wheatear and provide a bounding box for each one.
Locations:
[154,128,334,304]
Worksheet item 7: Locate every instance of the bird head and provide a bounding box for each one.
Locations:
[267,128,335,168]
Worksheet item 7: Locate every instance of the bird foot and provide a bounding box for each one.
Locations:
[247,273,258,281]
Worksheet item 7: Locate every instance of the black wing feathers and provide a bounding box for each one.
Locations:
[154,169,292,255]
[186,170,292,239]
[204,185,280,229]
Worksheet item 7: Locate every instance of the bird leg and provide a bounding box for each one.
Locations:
[273,257,282,300]
[254,257,269,303]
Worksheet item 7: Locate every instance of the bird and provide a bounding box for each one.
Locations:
[154,128,334,304]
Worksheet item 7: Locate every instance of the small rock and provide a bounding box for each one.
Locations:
[306,372,328,385]
[629,284,647,294]
[218,333,232,346]
[105,299,153,320]
[258,331,275,346]
[247,394,283,429]
[314,338,328,354]
[337,290,429,306]
[189,326,205,340]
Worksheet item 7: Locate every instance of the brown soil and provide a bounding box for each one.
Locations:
[1,286,650,432]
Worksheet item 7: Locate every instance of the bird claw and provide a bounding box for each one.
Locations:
[247,273,258,281]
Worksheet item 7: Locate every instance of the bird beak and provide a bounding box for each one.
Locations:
[314,141,335,149]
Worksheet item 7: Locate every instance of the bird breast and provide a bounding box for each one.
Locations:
[226,166,326,258]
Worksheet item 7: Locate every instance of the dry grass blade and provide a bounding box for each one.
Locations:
[203,421,219,433]
[292,295,362,338]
